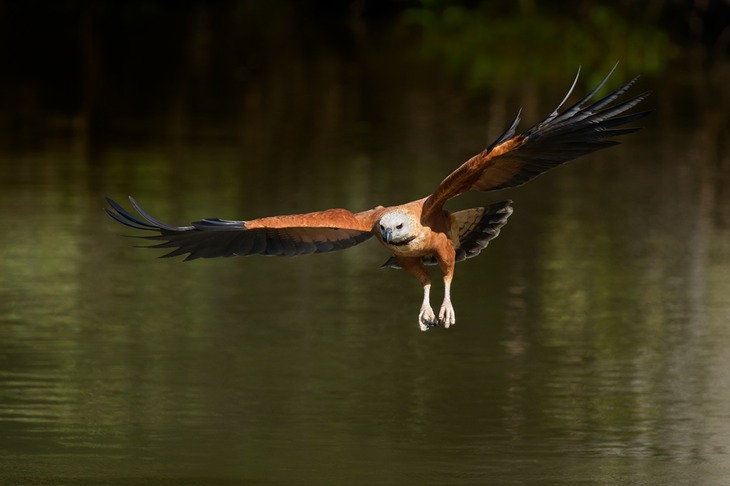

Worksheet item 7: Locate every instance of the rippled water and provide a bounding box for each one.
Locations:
[1,41,729,485]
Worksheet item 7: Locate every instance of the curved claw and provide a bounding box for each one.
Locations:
[418,304,437,332]
[439,300,456,328]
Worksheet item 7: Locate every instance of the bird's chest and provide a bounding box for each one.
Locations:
[386,227,453,258]
[386,233,429,256]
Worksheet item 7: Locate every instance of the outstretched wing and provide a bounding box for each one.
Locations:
[106,197,376,261]
[422,64,651,219]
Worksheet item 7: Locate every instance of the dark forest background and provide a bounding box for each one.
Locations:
[0,0,727,144]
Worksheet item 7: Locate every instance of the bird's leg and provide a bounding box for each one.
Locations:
[419,283,437,331]
[436,245,456,328]
[398,257,437,331]
[438,278,456,327]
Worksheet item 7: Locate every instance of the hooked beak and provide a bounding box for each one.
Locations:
[382,228,393,244]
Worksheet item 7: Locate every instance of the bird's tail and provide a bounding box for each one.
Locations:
[381,200,513,269]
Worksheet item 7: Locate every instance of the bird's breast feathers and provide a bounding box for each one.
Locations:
[383,231,428,256]
[382,224,456,258]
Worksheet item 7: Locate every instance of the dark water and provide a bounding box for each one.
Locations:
[1,24,730,484]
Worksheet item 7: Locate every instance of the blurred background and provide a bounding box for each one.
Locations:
[1,1,729,484]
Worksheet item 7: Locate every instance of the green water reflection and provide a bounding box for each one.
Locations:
[1,13,730,486]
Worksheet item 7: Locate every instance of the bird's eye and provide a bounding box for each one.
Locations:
[396,223,403,229]
[380,224,385,231]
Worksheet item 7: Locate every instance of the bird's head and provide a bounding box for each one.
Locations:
[377,210,418,246]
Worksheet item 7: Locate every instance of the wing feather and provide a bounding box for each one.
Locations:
[422,65,650,219]
[106,197,375,260]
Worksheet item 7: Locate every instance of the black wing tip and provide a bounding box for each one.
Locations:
[127,197,193,232]
[535,67,650,137]
[105,195,195,233]
[106,196,250,261]
[487,110,522,152]
[105,196,159,231]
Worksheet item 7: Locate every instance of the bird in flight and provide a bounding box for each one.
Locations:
[107,65,649,331]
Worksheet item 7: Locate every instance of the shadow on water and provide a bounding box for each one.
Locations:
[1,3,730,484]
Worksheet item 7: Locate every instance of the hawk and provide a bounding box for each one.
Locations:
[107,65,650,331]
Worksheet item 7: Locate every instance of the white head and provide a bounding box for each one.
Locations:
[378,210,417,245]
